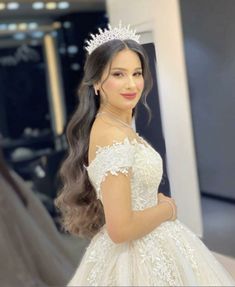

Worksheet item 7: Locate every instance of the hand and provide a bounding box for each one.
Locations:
[157,192,177,221]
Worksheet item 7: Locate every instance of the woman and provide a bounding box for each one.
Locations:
[55,23,235,286]
[0,147,76,286]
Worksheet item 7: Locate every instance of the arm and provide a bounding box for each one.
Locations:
[94,128,173,244]
[123,203,172,243]
[101,171,172,244]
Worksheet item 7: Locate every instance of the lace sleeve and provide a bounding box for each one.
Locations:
[85,137,135,201]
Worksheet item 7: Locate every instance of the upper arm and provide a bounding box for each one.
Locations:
[101,164,133,243]
[92,127,133,243]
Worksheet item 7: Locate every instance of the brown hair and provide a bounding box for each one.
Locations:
[55,39,153,239]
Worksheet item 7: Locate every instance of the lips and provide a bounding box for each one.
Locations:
[120,93,137,99]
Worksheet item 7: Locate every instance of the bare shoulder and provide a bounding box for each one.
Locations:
[95,125,129,145]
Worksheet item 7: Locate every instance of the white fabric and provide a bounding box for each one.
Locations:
[68,135,235,286]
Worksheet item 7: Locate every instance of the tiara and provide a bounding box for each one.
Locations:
[84,21,141,55]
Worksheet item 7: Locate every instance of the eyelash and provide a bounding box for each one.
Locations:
[112,72,143,77]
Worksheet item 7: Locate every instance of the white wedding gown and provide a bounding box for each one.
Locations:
[68,134,235,286]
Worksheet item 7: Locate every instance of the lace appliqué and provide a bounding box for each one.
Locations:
[136,220,201,286]
[136,227,180,285]
[85,228,116,286]
[86,137,136,201]
[164,220,201,277]
[84,220,201,286]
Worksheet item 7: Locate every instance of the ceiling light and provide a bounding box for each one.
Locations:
[32,2,44,10]
[0,24,7,30]
[58,2,70,9]
[0,3,6,10]
[7,2,19,10]
[28,22,38,30]
[8,23,17,30]
[18,23,27,30]
[46,2,56,10]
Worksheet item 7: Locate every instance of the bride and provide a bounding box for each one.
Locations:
[55,23,235,286]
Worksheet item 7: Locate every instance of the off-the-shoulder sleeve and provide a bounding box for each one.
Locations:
[85,137,135,201]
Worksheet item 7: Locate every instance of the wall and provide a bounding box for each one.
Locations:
[180,0,235,200]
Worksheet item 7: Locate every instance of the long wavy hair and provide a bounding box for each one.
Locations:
[55,39,153,239]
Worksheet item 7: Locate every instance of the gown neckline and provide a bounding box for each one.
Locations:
[86,133,150,169]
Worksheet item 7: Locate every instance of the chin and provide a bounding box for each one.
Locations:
[124,103,137,110]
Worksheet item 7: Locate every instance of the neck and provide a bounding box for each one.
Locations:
[98,107,133,125]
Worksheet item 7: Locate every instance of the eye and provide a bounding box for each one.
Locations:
[112,72,124,77]
[134,71,143,77]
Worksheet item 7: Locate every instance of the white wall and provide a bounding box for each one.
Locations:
[106,0,203,237]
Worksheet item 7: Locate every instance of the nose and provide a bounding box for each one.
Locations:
[126,75,136,89]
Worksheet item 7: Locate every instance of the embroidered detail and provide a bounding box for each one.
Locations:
[136,220,202,285]
[69,135,235,286]
[87,136,163,206]
[85,230,114,286]
[137,231,179,286]
[164,221,201,278]
[87,137,135,201]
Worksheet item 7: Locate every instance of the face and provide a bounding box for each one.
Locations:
[96,49,144,113]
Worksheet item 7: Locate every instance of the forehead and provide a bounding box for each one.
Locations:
[110,49,142,68]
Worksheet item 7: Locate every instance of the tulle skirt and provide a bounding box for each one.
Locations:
[68,219,235,286]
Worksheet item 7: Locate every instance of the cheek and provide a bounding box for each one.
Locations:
[103,79,121,91]
[136,78,144,91]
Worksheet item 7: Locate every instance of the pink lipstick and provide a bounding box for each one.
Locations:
[120,93,137,100]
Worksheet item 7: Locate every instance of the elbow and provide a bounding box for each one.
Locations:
[109,232,126,244]
[107,225,129,244]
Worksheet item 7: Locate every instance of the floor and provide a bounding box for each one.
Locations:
[201,195,235,258]
[201,195,235,278]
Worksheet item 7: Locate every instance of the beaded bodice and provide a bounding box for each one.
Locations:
[86,135,163,210]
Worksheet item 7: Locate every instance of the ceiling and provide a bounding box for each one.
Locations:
[0,0,107,46]
[0,0,106,21]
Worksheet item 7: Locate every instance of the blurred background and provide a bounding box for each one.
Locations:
[0,0,234,279]
[0,0,108,226]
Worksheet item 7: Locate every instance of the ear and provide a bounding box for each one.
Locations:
[93,83,100,95]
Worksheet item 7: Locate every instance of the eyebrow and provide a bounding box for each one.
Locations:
[111,67,142,71]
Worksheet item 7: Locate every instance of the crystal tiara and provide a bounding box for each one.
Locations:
[84,21,141,55]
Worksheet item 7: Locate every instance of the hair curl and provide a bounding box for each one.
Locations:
[55,39,153,239]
